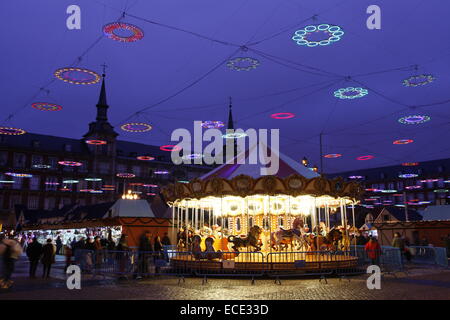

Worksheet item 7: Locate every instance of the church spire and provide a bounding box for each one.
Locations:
[96,73,108,121]
[227,96,234,130]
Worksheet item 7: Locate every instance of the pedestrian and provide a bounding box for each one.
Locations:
[161,232,171,246]
[137,232,153,279]
[0,236,23,289]
[116,234,130,279]
[26,238,43,278]
[94,236,104,271]
[364,237,381,265]
[64,245,73,272]
[55,236,63,255]
[41,239,56,279]
[153,236,164,274]
[392,232,411,262]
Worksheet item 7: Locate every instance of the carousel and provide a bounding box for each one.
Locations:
[161,147,364,273]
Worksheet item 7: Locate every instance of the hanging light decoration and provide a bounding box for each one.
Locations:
[227,57,260,71]
[402,74,435,87]
[292,24,344,47]
[31,102,63,112]
[103,22,144,42]
[334,87,368,99]
[201,121,225,129]
[58,161,83,167]
[398,115,430,125]
[270,113,295,119]
[393,139,413,145]
[54,67,101,85]
[356,155,374,161]
[160,145,181,152]
[324,153,342,158]
[0,127,27,136]
[86,139,107,145]
[120,122,152,132]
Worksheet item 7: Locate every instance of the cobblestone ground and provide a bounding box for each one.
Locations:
[1,256,449,300]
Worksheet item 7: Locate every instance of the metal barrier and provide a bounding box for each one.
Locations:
[409,246,449,267]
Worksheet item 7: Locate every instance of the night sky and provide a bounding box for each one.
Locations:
[2,0,450,174]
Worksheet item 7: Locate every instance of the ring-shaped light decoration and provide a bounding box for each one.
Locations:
[398,115,430,125]
[222,132,248,139]
[181,153,203,160]
[393,139,414,145]
[79,189,94,193]
[154,170,169,175]
[63,179,79,184]
[85,178,102,182]
[143,184,158,188]
[147,192,156,196]
[90,190,104,194]
[380,189,397,193]
[348,175,364,179]
[402,162,419,166]
[31,102,63,112]
[129,182,144,186]
[116,173,135,178]
[226,57,260,71]
[60,187,72,192]
[334,87,368,99]
[201,121,225,129]
[398,173,418,178]
[434,189,449,193]
[324,153,342,159]
[405,185,421,190]
[0,127,26,136]
[270,112,295,119]
[103,22,144,43]
[137,156,155,161]
[403,74,435,87]
[86,139,107,145]
[420,179,438,183]
[45,182,60,186]
[160,145,181,152]
[32,164,51,169]
[0,180,14,184]
[356,155,374,161]
[292,24,344,47]
[5,172,32,178]
[120,122,152,133]
[58,161,82,167]
[54,67,100,85]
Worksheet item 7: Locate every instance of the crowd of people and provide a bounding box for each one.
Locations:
[0,231,172,289]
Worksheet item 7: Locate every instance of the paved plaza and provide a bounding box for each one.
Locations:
[1,255,449,300]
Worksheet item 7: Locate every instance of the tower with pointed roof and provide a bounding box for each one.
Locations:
[83,72,118,157]
[222,97,239,163]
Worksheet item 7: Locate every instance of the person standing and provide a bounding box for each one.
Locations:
[55,236,63,255]
[41,239,56,279]
[364,237,381,265]
[161,232,171,246]
[392,232,411,262]
[26,238,42,278]
[116,234,130,278]
[93,236,104,271]
[0,236,23,289]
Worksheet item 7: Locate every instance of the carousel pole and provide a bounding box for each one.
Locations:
[351,200,356,255]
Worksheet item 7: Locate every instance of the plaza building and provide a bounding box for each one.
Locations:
[328,159,450,211]
[0,75,211,227]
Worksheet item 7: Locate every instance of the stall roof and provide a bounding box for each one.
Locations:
[421,205,450,221]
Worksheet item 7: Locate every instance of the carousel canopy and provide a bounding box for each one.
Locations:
[106,199,156,218]
[201,141,319,180]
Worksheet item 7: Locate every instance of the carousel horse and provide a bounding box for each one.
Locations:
[270,217,307,251]
[199,225,213,238]
[204,237,223,260]
[227,225,263,254]
[177,225,194,248]
[305,228,342,252]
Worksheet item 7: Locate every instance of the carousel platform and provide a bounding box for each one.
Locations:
[169,251,359,273]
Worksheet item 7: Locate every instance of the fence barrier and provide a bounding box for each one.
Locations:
[71,245,446,281]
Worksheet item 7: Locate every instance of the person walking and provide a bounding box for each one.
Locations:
[0,236,23,289]
[137,232,153,279]
[26,238,42,278]
[41,239,56,279]
[364,237,382,265]
[392,232,411,262]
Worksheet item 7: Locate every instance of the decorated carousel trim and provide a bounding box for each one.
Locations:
[161,174,363,203]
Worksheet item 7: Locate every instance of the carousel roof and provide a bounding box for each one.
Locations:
[201,141,320,180]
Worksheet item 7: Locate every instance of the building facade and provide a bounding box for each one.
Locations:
[0,75,211,218]
[328,159,450,210]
